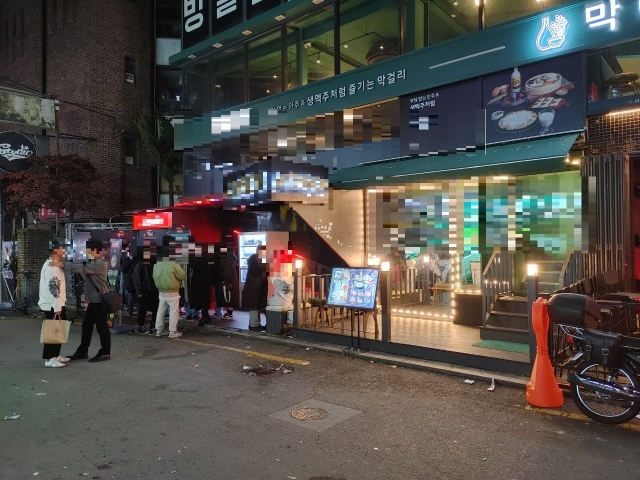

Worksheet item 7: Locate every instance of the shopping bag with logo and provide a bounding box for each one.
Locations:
[39,314,70,344]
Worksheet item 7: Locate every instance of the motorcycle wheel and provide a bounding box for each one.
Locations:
[570,361,640,425]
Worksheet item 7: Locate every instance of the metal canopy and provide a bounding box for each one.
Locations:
[329,133,581,189]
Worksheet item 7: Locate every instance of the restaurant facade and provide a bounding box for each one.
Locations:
[169,0,640,374]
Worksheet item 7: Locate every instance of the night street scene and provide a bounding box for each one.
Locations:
[2,0,640,479]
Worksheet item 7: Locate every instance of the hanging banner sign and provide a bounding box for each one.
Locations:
[38,208,70,220]
[0,89,55,129]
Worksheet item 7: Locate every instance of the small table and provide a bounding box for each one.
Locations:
[430,283,453,306]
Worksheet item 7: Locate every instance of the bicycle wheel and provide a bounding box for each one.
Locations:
[570,361,640,424]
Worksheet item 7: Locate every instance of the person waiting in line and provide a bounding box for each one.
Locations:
[133,250,159,334]
[242,245,268,331]
[121,244,136,316]
[38,239,71,368]
[65,240,112,363]
[187,244,213,326]
[214,245,239,320]
[153,236,186,339]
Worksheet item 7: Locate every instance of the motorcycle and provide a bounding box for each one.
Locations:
[548,293,640,425]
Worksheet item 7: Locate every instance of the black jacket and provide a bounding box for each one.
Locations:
[133,263,157,296]
[187,258,212,310]
[241,253,267,310]
[215,251,239,308]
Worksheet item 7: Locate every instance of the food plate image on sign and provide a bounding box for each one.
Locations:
[326,268,380,311]
[482,52,585,144]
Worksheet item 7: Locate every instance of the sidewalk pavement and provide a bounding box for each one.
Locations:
[8,306,530,389]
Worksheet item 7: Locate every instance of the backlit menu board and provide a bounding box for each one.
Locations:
[327,268,379,311]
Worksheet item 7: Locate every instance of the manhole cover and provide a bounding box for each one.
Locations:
[291,407,328,420]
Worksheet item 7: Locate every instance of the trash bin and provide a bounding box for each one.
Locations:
[266,306,292,334]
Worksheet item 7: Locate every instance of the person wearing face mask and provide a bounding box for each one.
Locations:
[65,240,112,362]
[242,245,268,331]
[39,239,71,368]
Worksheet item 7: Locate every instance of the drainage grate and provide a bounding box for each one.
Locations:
[291,407,328,420]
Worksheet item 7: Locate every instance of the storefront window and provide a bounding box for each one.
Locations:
[248,29,283,101]
[286,6,335,89]
[587,39,640,111]
[212,47,245,110]
[425,0,477,46]
[156,67,182,115]
[183,57,211,112]
[484,0,575,28]
[340,0,399,74]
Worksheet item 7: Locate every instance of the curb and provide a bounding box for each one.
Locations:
[198,323,530,389]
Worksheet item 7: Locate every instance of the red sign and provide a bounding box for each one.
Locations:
[133,212,172,230]
[38,208,69,220]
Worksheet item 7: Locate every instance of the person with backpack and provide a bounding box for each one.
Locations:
[133,255,159,334]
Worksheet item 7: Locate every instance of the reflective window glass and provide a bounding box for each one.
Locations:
[340,0,399,74]
[184,57,211,112]
[484,0,575,28]
[248,29,283,101]
[426,0,477,46]
[340,0,400,72]
[587,39,640,108]
[286,6,335,89]
[212,47,245,110]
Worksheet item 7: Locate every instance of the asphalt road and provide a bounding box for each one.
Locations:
[1,316,640,480]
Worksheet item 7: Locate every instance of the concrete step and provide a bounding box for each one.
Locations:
[493,295,528,314]
[480,325,530,345]
[486,311,528,330]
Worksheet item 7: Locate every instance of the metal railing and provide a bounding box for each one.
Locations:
[558,251,584,290]
[481,251,513,324]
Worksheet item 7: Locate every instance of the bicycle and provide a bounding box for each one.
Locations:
[4,271,31,314]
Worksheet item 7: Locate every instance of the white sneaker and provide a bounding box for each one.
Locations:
[56,355,71,363]
[156,330,169,337]
[168,331,183,339]
[44,358,66,368]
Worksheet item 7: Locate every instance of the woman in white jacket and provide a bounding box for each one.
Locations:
[39,240,70,368]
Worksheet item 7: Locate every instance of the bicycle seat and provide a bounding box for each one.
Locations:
[622,336,640,350]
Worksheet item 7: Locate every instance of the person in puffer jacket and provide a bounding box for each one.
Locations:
[152,236,186,339]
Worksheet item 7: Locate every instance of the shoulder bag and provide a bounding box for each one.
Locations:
[88,274,122,314]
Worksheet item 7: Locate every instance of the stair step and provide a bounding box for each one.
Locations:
[491,311,528,318]
[480,326,530,345]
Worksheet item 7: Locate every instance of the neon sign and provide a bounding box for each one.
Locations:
[536,14,568,52]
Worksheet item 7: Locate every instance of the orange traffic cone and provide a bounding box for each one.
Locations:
[526,297,564,408]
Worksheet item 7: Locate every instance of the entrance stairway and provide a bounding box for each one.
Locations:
[480,295,529,344]
[481,256,564,344]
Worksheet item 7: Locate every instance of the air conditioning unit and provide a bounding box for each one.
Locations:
[126,73,135,84]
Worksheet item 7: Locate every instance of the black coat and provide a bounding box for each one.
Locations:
[241,253,267,310]
[188,258,212,310]
[215,251,239,308]
[132,263,157,296]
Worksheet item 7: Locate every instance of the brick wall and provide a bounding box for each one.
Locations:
[588,111,640,155]
[0,0,156,221]
[17,228,53,307]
